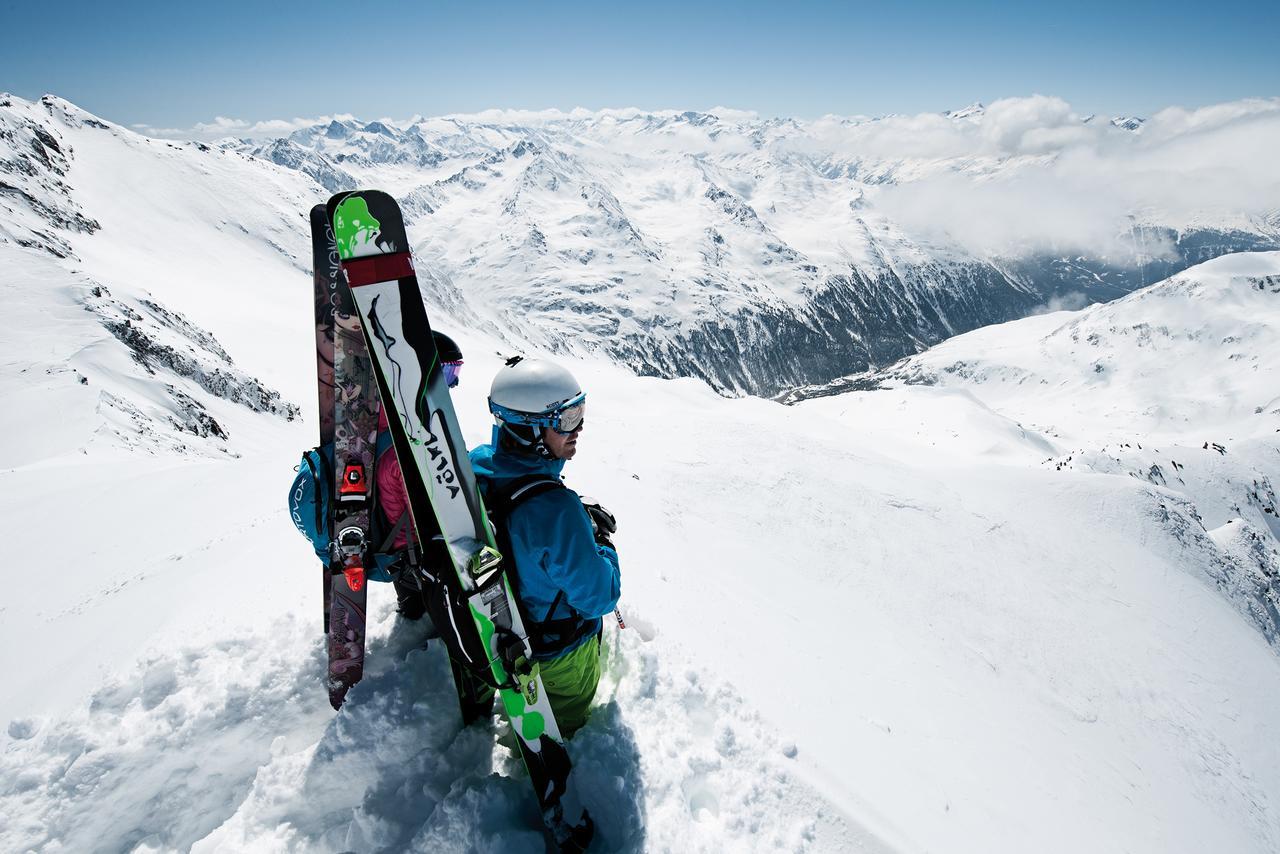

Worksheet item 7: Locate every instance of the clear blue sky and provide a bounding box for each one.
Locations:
[5,0,1278,128]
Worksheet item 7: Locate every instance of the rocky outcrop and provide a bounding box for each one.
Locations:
[0,95,100,257]
[85,284,300,436]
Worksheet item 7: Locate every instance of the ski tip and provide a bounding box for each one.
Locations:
[325,190,354,208]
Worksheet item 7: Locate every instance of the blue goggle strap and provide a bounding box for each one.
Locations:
[489,391,586,433]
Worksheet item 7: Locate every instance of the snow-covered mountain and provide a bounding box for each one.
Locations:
[0,94,307,462]
[222,98,1278,395]
[789,250,1280,647]
[8,92,1277,398]
[2,91,1279,853]
[3,248,1278,852]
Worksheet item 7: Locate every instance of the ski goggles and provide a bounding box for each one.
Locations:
[489,391,586,434]
[442,360,463,389]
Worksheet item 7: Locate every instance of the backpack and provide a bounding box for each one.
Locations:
[481,474,597,660]
[288,451,590,682]
[288,445,332,562]
[287,437,402,583]
[411,473,596,690]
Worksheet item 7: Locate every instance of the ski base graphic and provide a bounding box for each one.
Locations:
[310,204,373,711]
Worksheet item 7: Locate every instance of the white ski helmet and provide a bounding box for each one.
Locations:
[488,357,586,454]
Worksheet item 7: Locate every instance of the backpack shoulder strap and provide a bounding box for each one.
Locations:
[374,512,411,556]
[486,474,566,592]
[304,446,334,547]
[374,428,394,461]
[488,474,566,518]
[487,474,595,654]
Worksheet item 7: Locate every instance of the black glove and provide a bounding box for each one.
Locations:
[580,496,617,549]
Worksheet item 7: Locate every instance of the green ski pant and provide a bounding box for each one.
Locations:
[538,634,602,738]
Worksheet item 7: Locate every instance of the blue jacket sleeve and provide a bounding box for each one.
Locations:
[509,489,621,621]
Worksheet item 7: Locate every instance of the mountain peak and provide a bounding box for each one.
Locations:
[945,102,986,120]
[678,111,718,126]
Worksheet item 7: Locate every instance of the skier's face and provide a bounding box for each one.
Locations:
[542,424,581,460]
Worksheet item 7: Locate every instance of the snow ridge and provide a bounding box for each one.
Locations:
[86,283,299,436]
[0,93,101,257]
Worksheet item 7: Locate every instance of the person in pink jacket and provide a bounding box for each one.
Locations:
[378,330,464,618]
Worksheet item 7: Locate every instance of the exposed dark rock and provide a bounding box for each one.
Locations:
[102,315,298,421]
[0,104,100,258]
[1003,228,1280,304]
[1154,498,1280,652]
[139,299,233,364]
[165,385,229,439]
[705,185,764,231]
[249,139,355,194]
[615,260,1036,397]
[84,287,300,428]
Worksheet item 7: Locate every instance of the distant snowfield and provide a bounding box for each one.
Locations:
[1,96,1279,853]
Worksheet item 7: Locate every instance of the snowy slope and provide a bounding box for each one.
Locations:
[0,95,315,714]
[0,92,1278,853]
[3,245,1280,852]
[794,250,1280,654]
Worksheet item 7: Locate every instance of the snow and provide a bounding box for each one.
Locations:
[1,94,1278,853]
[202,93,1280,395]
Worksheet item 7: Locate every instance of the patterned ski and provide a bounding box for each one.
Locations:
[327,190,593,851]
[310,206,336,638]
[312,204,380,710]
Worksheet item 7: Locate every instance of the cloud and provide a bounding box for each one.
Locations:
[429,106,762,130]
[136,105,762,141]
[1141,98,1280,140]
[979,95,1093,154]
[1031,291,1092,315]
[856,96,1280,259]
[133,114,358,142]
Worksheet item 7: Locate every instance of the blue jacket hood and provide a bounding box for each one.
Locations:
[470,425,566,484]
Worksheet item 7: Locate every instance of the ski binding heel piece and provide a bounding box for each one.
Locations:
[338,462,368,504]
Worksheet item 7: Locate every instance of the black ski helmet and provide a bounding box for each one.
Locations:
[432,330,462,362]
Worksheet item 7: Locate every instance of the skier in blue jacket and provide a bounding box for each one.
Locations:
[470,356,621,737]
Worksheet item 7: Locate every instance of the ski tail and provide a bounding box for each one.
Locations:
[310,205,335,638]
